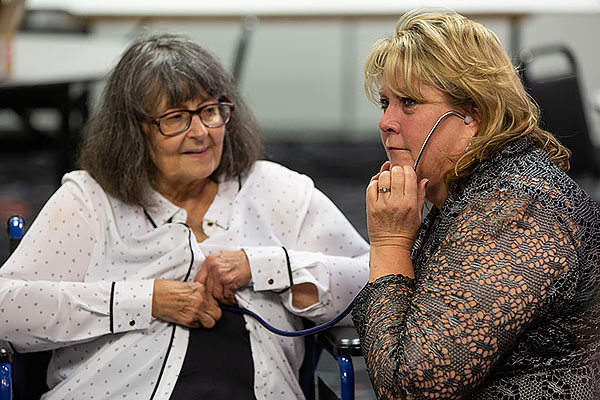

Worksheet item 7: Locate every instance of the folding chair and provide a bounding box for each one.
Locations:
[518,44,600,178]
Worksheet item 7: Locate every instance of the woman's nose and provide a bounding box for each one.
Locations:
[378,110,399,134]
[187,114,209,137]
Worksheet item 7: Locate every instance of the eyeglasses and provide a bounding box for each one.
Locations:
[142,101,235,136]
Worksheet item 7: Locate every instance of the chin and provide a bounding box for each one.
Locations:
[388,155,414,169]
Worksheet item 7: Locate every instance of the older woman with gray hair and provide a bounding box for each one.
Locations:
[0,34,369,399]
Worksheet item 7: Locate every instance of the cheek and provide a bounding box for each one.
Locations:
[151,138,179,168]
[406,133,422,153]
[215,130,226,147]
[212,131,226,159]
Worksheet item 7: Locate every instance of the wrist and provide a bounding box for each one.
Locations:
[151,279,161,318]
[369,234,414,252]
[369,246,414,281]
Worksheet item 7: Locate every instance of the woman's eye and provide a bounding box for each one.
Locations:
[164,112,186,122]
[378,98,389,111]
[202,105,218,117]
[400,97,418,108]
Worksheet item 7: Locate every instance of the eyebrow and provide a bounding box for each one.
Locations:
[159,96,217,114]
[378,89,409,99]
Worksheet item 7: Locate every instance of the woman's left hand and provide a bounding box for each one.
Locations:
[194,250,252,305]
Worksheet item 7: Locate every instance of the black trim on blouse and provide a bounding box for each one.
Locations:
[109,282,115,333]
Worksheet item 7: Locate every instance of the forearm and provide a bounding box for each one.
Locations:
[352,274,415,398]
[353,187,579,398]
[279,250,368,321]
[290,282,319,309]
[368,245,415,281]
[243,244,368,316]
[0,278,153,351]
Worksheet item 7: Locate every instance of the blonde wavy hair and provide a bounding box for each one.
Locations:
[364,9,570,194]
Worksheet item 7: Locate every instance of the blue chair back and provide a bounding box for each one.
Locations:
[1,216,25,400]
[1,216,52,400]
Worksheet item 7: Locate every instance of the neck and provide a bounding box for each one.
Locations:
[156,177,219,242]
[426,180,448,209]
[158,178,217,211]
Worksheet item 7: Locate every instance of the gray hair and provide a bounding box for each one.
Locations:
[77,33,263,207]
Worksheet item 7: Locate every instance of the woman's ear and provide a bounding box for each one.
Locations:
[465,105,481,134]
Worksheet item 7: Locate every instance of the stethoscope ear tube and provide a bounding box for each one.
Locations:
[412,110,469,171]
[224,111,473,336]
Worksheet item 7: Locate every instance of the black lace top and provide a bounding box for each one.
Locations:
[352,140,600,399]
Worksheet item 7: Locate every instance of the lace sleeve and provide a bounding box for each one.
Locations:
[352,188,579,399]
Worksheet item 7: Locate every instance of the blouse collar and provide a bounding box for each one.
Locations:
[144,175,241,227]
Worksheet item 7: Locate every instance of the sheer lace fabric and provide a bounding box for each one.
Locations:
[352,140,600,399]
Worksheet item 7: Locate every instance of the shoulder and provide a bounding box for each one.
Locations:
[466,143,561,201]
[464,146,596,227]
[59,170,116,214]
[61,170,104,194]
[244,160,315,192]
[235,160,317,217]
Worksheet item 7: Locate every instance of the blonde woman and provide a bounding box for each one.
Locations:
[352,9,600,399]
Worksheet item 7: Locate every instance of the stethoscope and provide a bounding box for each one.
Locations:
[149,110,473,338]
[412,110,473,171]
[224,302,354,337]
[226,110,473,337]
[143,203,355,337]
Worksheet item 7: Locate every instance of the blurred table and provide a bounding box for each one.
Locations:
[0,34,126,177]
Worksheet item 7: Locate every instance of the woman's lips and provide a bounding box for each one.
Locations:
[183,148,209,157]
[386,146,409,152]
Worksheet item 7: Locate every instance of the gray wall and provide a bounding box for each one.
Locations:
[90,13,600,144]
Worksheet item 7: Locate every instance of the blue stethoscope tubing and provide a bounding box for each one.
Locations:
[239,110,468,337]
[223,299,355,337]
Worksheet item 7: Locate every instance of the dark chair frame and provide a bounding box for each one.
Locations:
[518,44,600,179]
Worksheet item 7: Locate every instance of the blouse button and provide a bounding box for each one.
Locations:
[267,278,274,285]
[129,319,136,327]
[206,222,214,227]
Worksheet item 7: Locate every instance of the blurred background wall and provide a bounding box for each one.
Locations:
[80,13,600,144]
[1,2,600,262]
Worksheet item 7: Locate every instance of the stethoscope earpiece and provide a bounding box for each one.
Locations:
[413,110,472,170]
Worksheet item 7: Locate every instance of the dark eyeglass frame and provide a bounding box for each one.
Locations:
[141,97,235,137]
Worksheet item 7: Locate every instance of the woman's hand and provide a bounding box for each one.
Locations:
[152,279,222,328]
[366,163,428,280]
[194,250,252,305]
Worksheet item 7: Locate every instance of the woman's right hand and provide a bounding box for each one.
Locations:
[367,163,427,248]
[152,279,222,328]
[365,163,427,281]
